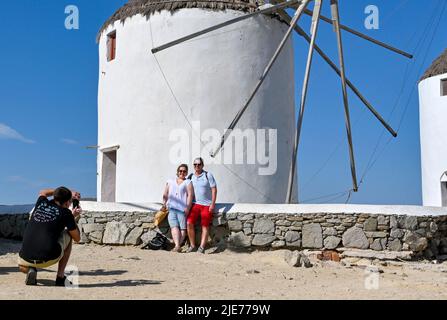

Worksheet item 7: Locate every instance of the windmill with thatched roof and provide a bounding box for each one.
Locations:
[96,0,411,204]
[419,48,447,207]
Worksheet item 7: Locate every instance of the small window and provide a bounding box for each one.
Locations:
[442,182,447,207]
[442,172,447,207]
[107,31,116,62]
[442,79,447,96]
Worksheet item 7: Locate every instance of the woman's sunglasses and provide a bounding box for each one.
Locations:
[193,163,202,167]
[178,170,187,173]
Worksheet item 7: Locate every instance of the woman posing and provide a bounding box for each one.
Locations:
[162,164,194,252]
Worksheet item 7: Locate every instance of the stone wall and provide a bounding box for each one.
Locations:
[0,213,29,240]
[1,203,447,259]
[223,212,447,258]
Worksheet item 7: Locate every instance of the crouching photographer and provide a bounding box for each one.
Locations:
[17,187,82,286]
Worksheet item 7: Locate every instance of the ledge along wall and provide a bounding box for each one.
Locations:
[1,203,447,259]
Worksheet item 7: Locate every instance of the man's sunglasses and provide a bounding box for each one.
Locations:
[193,163,202,166]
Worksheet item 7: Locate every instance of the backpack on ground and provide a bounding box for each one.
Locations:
[142,231,169,251]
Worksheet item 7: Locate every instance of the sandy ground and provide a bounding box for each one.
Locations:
[1,238,447,300]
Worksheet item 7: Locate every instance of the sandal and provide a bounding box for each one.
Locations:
[186,246,197,253]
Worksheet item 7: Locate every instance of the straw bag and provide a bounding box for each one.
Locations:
[154,206,169,227]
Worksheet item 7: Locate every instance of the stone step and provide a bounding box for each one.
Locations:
[338,248,413,260]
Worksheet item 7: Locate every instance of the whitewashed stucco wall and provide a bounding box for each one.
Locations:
[419,73,447,207]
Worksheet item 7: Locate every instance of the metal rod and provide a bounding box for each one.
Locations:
[303,9,413,59]
[331,0,358,192]
[151,0,301,54]
[211,0,312,158]
[274,8,397,138]
[286,0,323,204]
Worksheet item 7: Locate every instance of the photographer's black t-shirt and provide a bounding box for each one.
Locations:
[19,196,77,261]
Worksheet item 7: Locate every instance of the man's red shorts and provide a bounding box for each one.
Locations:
[187,204,212,227]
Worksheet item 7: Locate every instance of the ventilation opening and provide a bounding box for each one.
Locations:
[442,79,447,97]
[107,31,116,62]
[101,150,117,202]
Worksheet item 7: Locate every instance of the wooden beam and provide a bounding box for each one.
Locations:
[287,0,323,203]
[151,0,301,54]
[211,0,312,158]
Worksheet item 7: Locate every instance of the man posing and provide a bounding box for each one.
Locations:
[187,157,217,253]
[18,187,81,286]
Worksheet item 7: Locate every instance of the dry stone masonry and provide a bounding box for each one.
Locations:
[1,204,447,259]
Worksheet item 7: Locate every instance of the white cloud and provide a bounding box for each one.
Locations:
[60,138,78,145]
[6,176,47,188]
[7,176,24,183]
[0,123,35,144]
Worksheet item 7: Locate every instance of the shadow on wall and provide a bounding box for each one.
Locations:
[121,203,235,212]
[217,203,235,212]
[121,203,165,211]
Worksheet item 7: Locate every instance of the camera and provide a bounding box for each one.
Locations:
[73,199,80,209]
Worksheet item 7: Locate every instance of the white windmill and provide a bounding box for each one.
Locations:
[97,0,412,204]
[419,48,447,207]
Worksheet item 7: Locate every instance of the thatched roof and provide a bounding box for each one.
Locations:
[420,48,447,81]
[98,0,264,41]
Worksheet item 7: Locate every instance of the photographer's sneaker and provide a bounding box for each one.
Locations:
[55,276,72,287]
[25,267,37,286]
[197,247,205,254]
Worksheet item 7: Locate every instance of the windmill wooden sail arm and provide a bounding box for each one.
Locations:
[286,0,323,203]
[273,0,413,59]
[275,7,397,138]
[330,0,358,192]
[210,0,312,158]
[295,24,398,138]
[302,9,413,59]
[151,0,302,54]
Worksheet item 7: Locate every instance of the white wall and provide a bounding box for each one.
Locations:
[419,73,447,206]
[97,9,296,204]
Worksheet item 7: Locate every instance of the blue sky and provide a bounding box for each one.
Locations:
[0,0,445,205]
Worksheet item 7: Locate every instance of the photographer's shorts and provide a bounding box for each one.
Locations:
[17,230,72,269]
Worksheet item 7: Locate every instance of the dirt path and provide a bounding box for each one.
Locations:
[1,239,446,300]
